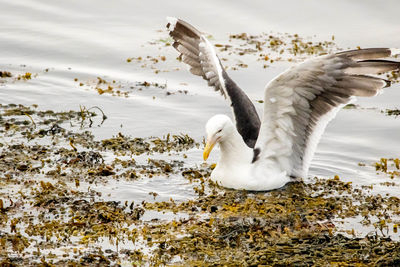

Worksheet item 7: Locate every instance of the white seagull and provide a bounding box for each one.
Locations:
[166,17,400,191]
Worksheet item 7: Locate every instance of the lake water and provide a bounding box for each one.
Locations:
[1,0,400,228]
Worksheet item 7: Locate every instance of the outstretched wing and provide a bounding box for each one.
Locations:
[166,17,260,148]
[253,48,400,177]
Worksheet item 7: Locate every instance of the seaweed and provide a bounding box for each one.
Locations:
[1,103,400,265]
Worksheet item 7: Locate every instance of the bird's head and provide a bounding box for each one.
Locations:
[203,114,234,161]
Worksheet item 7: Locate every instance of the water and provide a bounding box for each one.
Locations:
[1,0,400,224]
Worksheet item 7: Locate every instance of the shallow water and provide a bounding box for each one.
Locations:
[1,0,400,238]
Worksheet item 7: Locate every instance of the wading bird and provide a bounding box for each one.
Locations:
[167,17,400,191]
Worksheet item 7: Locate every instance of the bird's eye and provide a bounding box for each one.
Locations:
[217,129,222,133]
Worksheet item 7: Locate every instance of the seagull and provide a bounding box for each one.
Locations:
[166,17,400,191]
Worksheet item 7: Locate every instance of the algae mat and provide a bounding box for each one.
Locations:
[0,103,400,266]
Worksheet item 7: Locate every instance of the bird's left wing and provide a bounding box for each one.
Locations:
[166,17,260,147]
[253,48,400,177]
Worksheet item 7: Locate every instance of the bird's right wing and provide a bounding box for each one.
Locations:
[166,17,260,147]
[253,48,400,177]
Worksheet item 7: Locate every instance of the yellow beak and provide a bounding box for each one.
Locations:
[203,138,216,161]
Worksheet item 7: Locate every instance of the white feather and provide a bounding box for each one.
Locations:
[166,17,178,31]
[390,48,400,56]
[200,36,226,93]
